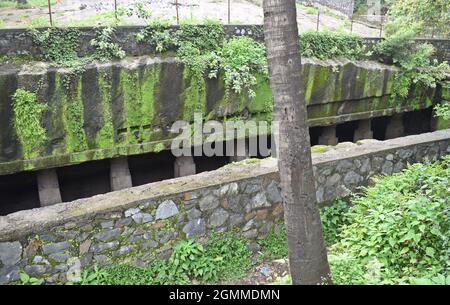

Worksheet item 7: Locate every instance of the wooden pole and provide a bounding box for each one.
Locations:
[47,0,53,27]
[176,0,179,25]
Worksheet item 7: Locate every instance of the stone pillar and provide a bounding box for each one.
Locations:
[174,156,196,178]
[37,169,62,207]
[110,157,133,191]
[385,113,404,139]
[318,125,338,146]
[354,119,373,141]
[229,140,249,162]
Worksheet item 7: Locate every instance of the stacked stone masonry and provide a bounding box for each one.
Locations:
[0,129,449,284]
[0,25,449,61]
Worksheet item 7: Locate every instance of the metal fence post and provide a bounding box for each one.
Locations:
[114,0,118,22]
[228,0,231,24]
[176,0,180,25]
[316,9,320,31]
[47,0,53,27]
[350,15,354,33]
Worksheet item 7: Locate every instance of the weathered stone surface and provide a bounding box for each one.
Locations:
[251,193,270,210]
[155,200,179,220]
[209,208,229,227]
[91,241,120,254]
[266,181,282,204]
[94,228,122,242]
[199,195,219,211]
[183,219,206,239]
[0,131,448,284]
[0,242,22,266]
[112,245,135,258]
[132,212,153,224]
[49,253,70,262]
[187,208,202,220]
[0,265,20,284]
[343,171,363,185]
[25,265,46,277]
[42,241,71,255]
[124,208,141,218]
[100,221,114,229]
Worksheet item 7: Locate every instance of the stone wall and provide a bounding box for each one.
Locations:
[3,56,437,176]
[0,129,448,284]
[0,25,449,61]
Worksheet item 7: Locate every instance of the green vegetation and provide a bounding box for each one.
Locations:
[258,225,288,259]
[211,36,267,98]
[11,89,47,159]
[333,157,449,284]
[91,27,126,61]
[19,272,44,285]
[29,28,81,64]
[299,30,365,60]
[297,3,318,15]
[387,0,449,37]
[135,19,175,53]
[374,28,449,107]
[175,20,225,83]
[73,232,252,285]
[273,157,450,285]
[434,103,450,121]
[319,199,351,246]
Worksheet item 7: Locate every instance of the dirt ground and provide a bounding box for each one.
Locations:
[0,0,381,37]
[230,258,290,285]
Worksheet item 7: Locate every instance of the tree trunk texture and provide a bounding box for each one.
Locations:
[262,0,332,285]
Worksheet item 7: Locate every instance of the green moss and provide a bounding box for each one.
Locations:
[304,65,316,104]
[248,74,272,115]
[11,89,48,159]
[154,142,165,153]
[311,66,330,99]
[121,66,159,145]
[441,85,450,100]
[95,73,115,149]
[311,145,330,154]
[180,68,206,122]
[62,76,88,152]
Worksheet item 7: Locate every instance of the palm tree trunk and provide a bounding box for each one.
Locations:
[262,0,332,285]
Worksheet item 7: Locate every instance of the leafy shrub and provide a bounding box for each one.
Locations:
[331,157,450,284]
[91,27,126,61]
[320,199,352,246]
[375,28,449,106]
[76,232,252,285]
[30,28,81,64]
[258,225,288,259]
[175,20,225,54]
[19,272,43,285]
[174,20,224,81]
[209,36,267,98]
[434,102,450,121]
[299,31,365,60]
[136,19,175,53]
[373,28,417,65]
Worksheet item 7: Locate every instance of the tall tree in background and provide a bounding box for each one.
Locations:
[262,0,331,284]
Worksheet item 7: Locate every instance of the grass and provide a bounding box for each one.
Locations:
[0,0,56,9]
[297,4,318,15]
[0,0,15,9]
[29,16,50,28]
[66,11,123,27]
